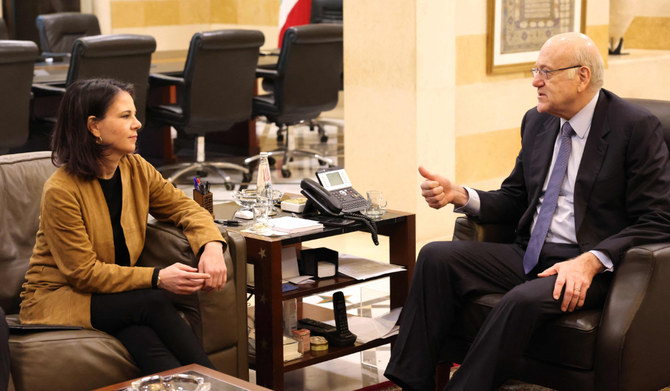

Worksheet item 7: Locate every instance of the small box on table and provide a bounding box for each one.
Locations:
[299,248,338,278]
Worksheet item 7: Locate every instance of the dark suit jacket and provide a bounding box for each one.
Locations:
[476,89,670,267]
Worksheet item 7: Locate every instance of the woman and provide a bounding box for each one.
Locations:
[20,78,227,374]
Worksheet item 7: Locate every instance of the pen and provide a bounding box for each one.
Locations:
[214,219,241,226]
[193,177,199,190]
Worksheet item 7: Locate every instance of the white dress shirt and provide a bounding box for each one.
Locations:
[458,92,613,271]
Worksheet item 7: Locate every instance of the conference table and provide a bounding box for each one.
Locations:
[32,50,277,163]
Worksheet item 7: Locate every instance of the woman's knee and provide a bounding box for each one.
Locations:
[138,289,173,310]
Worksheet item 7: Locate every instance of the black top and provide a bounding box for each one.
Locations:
[97,167,131,267]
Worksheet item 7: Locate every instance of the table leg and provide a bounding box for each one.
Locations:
[379,214,416,309]
[247,239,286,390]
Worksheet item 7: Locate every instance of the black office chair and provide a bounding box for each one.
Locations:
[147,29,264,188]
[0,19,9,39]
[35,12,100,59]
[245,24,342,178]
[310,0,343,24]
[32,34,156,125]
[0,41,39,155]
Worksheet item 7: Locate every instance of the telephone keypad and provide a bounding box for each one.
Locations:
[332,189,368,213]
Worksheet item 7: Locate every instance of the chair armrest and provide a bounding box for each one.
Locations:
[149,73,185,88]
[32,83,66,97]
[256,68,278,79]
[452,216,515,243]
[595,242,670,390]
[138,221,248,377]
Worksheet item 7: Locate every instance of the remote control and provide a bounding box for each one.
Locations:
[332,291,357,346]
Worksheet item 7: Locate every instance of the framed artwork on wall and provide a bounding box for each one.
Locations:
[487,0,586,74]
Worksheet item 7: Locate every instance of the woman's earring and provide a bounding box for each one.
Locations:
[97,136,103,144]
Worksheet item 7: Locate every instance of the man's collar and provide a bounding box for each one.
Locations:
[560,90,600,139]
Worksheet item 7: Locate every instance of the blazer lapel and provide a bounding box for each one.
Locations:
[574,90,610,234]
[529,117,560,198]
[519,117,560,229]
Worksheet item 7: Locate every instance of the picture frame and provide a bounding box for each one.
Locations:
[487,0,586,74]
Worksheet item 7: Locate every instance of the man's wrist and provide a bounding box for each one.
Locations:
[582,252,606,274]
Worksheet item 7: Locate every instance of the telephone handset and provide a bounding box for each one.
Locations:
[300,178,379,245]
[300,178,343,216]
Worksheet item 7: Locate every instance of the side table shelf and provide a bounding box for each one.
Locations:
[248,334,396,373]
[247,270,408,300]
[213,203,415,391]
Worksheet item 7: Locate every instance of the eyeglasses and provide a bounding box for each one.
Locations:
[531,65,582,80]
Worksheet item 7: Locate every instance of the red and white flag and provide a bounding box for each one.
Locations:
[278,0,312,47]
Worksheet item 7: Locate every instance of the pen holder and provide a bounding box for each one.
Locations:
[193,189,214,217]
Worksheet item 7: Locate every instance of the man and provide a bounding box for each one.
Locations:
[1,308,9,391]
[384,32,670,390]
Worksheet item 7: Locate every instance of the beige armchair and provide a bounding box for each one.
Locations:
[0,151,248,391]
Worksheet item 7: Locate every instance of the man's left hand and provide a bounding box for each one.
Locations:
[537,252,604,312]
[198,241,228,292]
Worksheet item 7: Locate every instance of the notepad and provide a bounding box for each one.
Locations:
[271,216,324,234]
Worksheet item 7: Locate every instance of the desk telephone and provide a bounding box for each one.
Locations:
[300,167,379,245]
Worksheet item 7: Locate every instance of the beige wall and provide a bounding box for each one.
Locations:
[346,0,670,245]
[89,0,280,50]
[621,2,670,50]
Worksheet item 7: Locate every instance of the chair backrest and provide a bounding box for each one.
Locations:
[0,19,9,39]
[180,29,264,134]
[0,151,57,313]
[626,98,670,149]
[310,0,343,24]
[67,34,157,124]
[35,12,100,56]
[273,24,343,121]
[0,40,39,153]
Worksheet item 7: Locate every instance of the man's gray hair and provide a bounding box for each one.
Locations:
[573,41,604,90]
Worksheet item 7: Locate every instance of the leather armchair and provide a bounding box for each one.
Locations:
[0,41,38,155]
[147,29,264,187]
[0,19,9,39]
[32,34,156,125]
[310,0,343,24]
[439,98,670,391]
[245,24,342,178]
[35,12,100,59]
[0,151,248,391]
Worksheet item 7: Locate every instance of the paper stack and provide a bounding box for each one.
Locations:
[271,216,324,234]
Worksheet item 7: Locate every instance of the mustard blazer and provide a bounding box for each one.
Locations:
[19,154,225,328]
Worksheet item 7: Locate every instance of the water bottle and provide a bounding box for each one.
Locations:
[257,152,273,201]
[253,152,273,231]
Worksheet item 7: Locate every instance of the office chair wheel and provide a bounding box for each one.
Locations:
[320,135,328,143]
[268,156,276,166]
[225,182,235,191]
[276,129,284,143]
[281,168,291,178]
[242,172,252,183]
